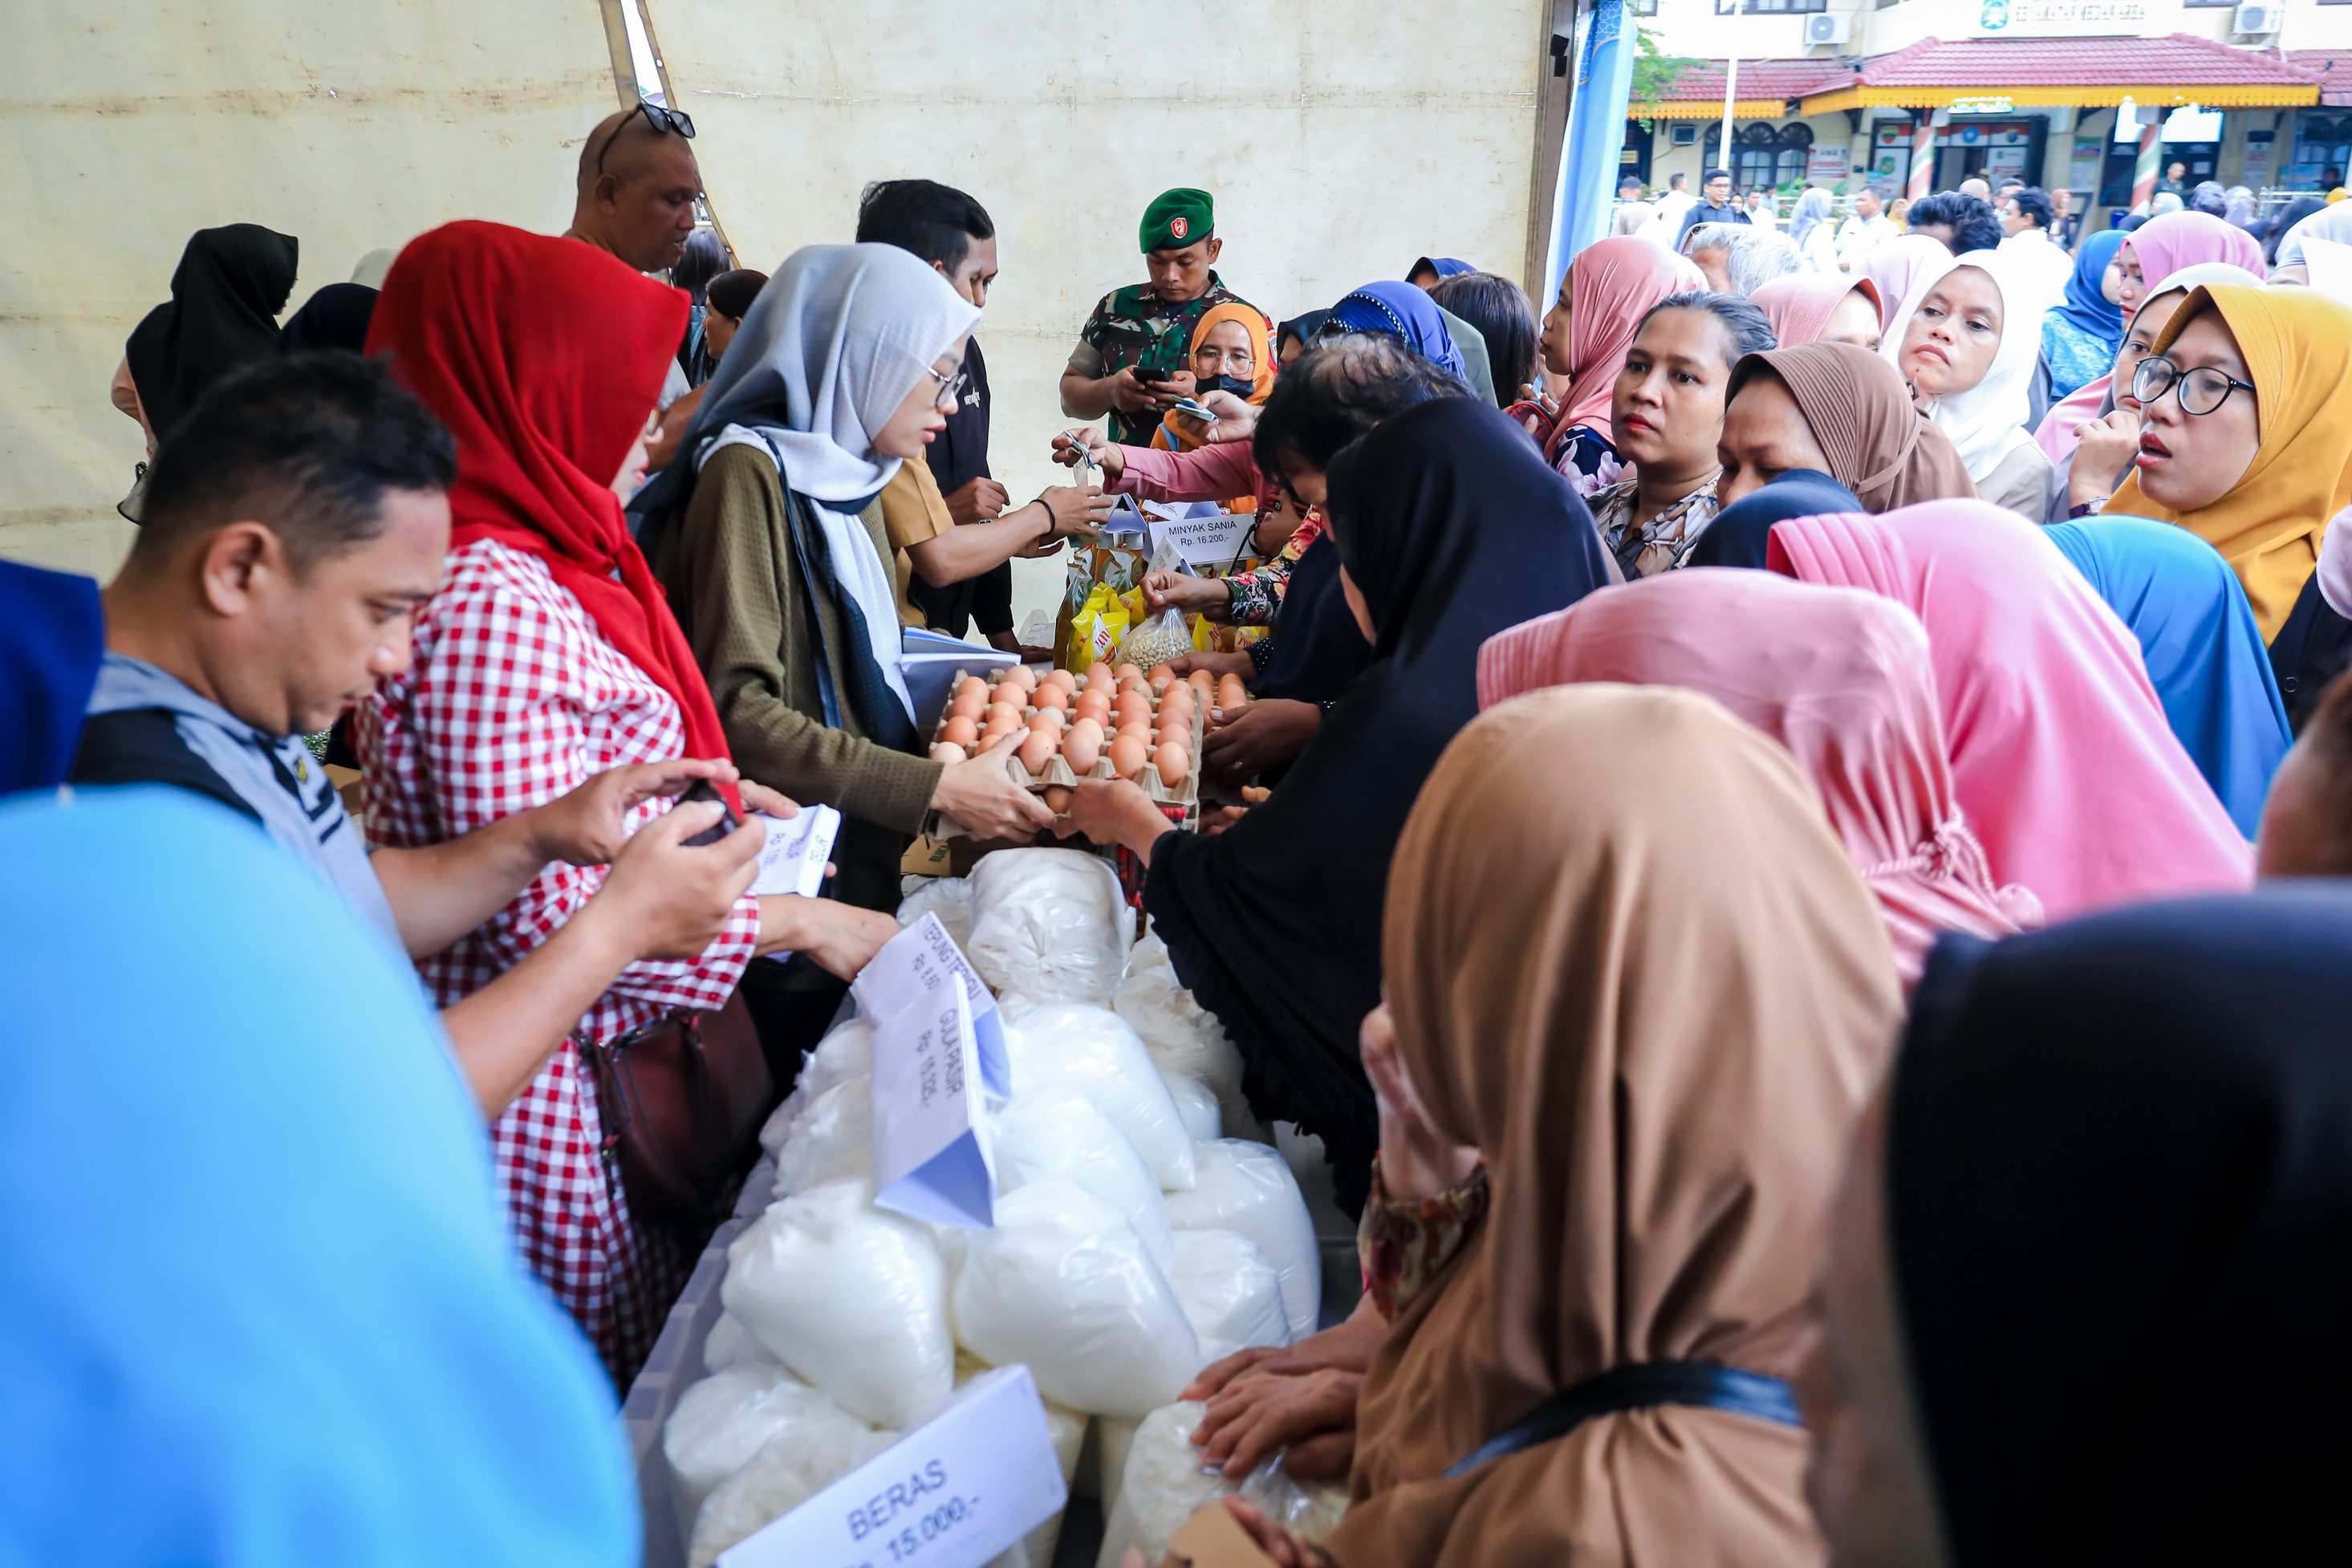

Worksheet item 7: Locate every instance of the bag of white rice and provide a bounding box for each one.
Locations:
[1095,1402,1229,1568]
[967,848,1131,1007]
[688,1420,900,1567]
[1237,1455,1351,1546]
[722,1180,956,1429]
[1163,1140,1322,1339]
[1115,936,1245,1102]
[761,1016,872,1154]
[950,1180,1200,1420]
[1169,1229,1289,1363]
[896,874,974,950]
[770,1074,872,1200]
[1003,1001,1196,1190]
[991,1086,1175,1273]
[1161,1073,1222,1142]
[701,1310,782,1375]
[662,1363,868,1533]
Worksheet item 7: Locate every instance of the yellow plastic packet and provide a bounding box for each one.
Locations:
[1068,583,1130,674]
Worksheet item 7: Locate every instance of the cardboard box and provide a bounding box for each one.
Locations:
[1159,1500,1281,1568]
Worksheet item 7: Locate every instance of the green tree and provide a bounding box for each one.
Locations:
[1630,26,1698,132]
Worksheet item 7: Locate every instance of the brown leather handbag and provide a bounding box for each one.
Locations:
[579,993,772,1235]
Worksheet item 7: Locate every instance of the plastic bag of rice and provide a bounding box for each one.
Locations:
[662,1363,869,1534]
[967,848,1131,1008]
[1163,1140,1321,1339]
[760,1016,872,1154]
[1003,1001,1196,1190]
[688,1420,900,1567]
[722,1179,955,1429]
[991,1085,1175,1273]
[1168,1229,1288,1363]
[770,1074,872,1200]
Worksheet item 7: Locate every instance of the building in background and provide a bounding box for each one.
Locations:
[1628,0,2350,232]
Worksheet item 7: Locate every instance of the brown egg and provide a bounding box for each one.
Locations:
[1028,711,1063,738]
[1148,663,1176,689]
[1043,785,1073,814]
[1083,662,1114,693]
[955,675,990,702]
[1217,677,1248,711]
[1188,668,1214,691]
[1044,667,1078,693]
[948,689,985,723]
[1062,718,1103,774]
[1109,733,1148,779]
[1034,684,1070,714]
[1112,662,1143,686]
[1158,693,1195,733]
[1156,742,1192,787]
[1074,687,1111,721]
[993,680,1028,710]
[985,701,1022,729]
[1002,664,1038,691]
[1018,729,1058,774]
[1113,689,1151,728]
[1115,716,1153,745]
[929,741,966,765]
[981,716,1021,745]
[940,714,978,748]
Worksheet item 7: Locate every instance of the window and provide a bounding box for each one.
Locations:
[1625,0,1659,13]
[1705,121,1815,191]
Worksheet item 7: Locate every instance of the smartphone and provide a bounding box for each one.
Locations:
[677,778,741,847]
[1135,365,1169,384]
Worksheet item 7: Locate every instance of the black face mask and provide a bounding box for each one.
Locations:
[1196,373,1256,399]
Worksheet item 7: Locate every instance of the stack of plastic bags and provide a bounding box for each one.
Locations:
[664,849,1327,1563]
[1095,1403,1352,1568]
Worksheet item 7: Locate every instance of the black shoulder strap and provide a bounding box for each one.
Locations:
[1441,1361,1802,1479]
[69,708,264,826]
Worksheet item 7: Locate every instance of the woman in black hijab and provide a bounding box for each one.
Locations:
[1059,396,1611,1212]
[275,282,378,355]
[124,224,299,442]
[1801,889,2352,1566]
[1685,469,1863,569]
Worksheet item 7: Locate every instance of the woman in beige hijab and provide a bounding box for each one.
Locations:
[1227,684,1902,1568]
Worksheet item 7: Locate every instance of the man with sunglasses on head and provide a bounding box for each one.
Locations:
[567,102,707,423]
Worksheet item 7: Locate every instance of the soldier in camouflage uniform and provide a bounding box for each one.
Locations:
[1060,187,1271,446]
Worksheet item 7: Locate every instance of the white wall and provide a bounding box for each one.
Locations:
[1643,0,2352,65]
[0,1,624,577]
[648,0,1548,631]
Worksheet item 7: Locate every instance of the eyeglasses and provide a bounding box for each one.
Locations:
[595,101,697,175]
[924,364,969,412]
[2132,355,2257,417]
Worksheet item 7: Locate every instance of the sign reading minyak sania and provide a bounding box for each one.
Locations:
[1970,0,2149,40]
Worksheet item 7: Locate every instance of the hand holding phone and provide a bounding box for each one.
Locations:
[676,778,741,847]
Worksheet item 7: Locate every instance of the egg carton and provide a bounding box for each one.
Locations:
[924,668,1206,844]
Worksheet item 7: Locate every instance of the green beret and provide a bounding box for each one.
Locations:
[1140,188,1213,253]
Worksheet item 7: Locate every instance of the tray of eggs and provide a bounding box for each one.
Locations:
[927,661,1208,818]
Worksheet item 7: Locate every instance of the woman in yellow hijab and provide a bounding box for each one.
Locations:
[1153,301,1274,453]
[2106,283,2352,640]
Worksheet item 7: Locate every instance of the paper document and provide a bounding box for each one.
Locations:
[749,805,841,897]
[853,913,1009,1227]
[717,1365,1069,1568]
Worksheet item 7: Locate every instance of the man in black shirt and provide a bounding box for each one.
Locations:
[1676,167,1749,247]
[856,180,1106,648]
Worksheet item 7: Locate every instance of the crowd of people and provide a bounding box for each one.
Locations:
[8,95,2352,1565]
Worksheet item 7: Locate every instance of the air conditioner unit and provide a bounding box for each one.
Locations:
[1672,123,1698,145]
[1804,11,1852,47]
[2234,3,2283,36]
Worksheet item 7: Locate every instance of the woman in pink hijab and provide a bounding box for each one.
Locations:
[1748,274,1886,351]
[1533,238,1704,497]
[1478,569,2039,986]
[1863,234,1951,336]
[1765,501,2252,922]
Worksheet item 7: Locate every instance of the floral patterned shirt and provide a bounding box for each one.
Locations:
[1590,476,1722,579]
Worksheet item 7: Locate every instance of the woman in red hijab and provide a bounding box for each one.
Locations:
[358,221,896,1385]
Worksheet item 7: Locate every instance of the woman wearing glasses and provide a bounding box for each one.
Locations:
[639,244,1058,1058]
[2106,284,2352,643]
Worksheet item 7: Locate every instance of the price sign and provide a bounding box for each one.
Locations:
[717,1366,1069,1568]
[855,914,1007,1227]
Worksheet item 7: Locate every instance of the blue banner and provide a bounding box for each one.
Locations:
[1545,0,1639,295]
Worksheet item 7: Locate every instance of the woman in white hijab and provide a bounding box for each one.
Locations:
[1880,246,2053,520]
[642,244,1052,962]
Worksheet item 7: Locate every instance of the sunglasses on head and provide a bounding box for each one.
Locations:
[595,101,697,175]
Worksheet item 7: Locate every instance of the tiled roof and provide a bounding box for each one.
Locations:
[1645,56,1855,108]
[2289,49,2352,108]
[1854,32,2319,90]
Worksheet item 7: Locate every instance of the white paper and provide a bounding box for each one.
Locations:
[852,913,1008,1098]
[869,980,996,1228]
[717,1364,1069,1568]
[749,805,841,897]
[1148,507,1254,567]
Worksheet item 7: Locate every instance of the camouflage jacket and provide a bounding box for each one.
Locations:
[1068,272,1267,445]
